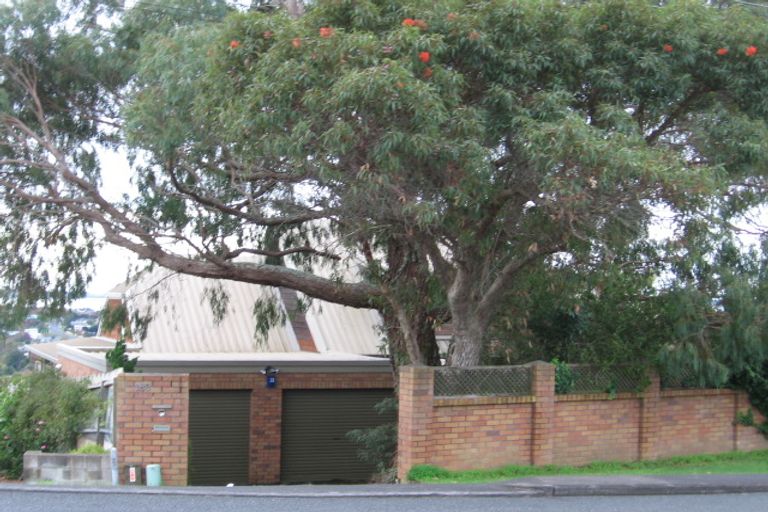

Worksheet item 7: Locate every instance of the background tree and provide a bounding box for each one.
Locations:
[2,0,768,367]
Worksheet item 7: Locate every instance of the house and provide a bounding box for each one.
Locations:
[40,270,395,486]
[26,336,116,375]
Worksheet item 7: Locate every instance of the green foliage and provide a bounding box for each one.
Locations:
[4,0,768,368]
[0,336,28,376]
[552,358,574,395]
[0,371,102,479]
[69,444,107,455]
[730,362,768,437]
[100,302,128,335]
[735,408,756,427]
[105,338,137,373]
[346,397,398,481]
[485,246,672,371]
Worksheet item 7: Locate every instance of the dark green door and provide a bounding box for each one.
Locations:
[189,390,251,485]
[280,389,395,484]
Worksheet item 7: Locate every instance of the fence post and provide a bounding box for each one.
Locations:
[639,370,661,461]
[397,366,435,482]
[530,361,555,466]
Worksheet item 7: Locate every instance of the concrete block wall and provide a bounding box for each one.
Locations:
[23,452,111,485]
[114,374,190,486]
[397,364,768,481]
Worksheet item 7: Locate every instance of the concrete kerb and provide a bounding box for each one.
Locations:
[0,483,544,499]
[2,474,768,499]
[502,474,768,497]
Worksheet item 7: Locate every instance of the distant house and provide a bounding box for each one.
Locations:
[37,270,395,486]
[26,336,116,375]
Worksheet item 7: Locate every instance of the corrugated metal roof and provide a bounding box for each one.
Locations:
[126,271,299,354]
[26,337,116,363]
[304,300,385,356]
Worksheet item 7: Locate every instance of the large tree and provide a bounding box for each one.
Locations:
[2,0,768,366]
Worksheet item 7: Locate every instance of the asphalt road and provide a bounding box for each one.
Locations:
[2,491,767,512]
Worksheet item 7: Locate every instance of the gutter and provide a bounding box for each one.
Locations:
[135,357,393,374]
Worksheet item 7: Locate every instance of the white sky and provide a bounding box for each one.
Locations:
[69,148,136,310]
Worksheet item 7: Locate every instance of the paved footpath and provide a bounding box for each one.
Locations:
[1,473,768,498]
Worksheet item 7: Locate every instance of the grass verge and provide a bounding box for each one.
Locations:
[407,449,768,483]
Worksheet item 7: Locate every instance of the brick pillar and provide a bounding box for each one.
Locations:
[397,366,434,482]
[114,373,190,486]
[530,361,554,466]
[250,383,282,484]
[639,371,661,461]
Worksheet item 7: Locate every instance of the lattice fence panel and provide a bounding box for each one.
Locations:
[564,365,647,394]
[660,366,712,390]
[434,366,532,397]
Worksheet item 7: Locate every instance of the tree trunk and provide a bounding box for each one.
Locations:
[381,306,440,367]
[447,314,486,367]
[445,266,489,367]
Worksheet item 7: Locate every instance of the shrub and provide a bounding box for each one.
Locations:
[69,444,107,455]
[346,397,398,482]
[0,371,101,478]
[105,338,137,372]
[552,358,574,394]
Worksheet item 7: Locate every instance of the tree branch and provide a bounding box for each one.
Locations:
[645,88,707,145]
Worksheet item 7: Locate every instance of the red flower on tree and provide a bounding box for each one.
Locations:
[419,51,431,63]
[662,44,673,53]
[319,27,334,38]
[716,47,729,56]
[263,31,273,39]
[402,18,427,29]
[229,40,240,49]
[292,37,302,49]
[746,45,758,57]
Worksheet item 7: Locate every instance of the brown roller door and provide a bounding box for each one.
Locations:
[188,390,251,486]
[280,388,395,484]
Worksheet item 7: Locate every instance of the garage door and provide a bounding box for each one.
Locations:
[189,390,251,485]
[281,389,395,484]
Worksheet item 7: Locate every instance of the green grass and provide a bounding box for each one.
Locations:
[407,449,768,483]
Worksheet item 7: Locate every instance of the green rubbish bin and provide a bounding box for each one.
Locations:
[146,464,162,486]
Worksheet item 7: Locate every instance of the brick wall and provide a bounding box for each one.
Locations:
[736,392,768,451]
[657,389,736,457]
[188,372,394,484]
[59,355,102,378]
[113,371,395,486]
[397,364,768,481]
[114,374,190,486]
[553,396,641,465]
